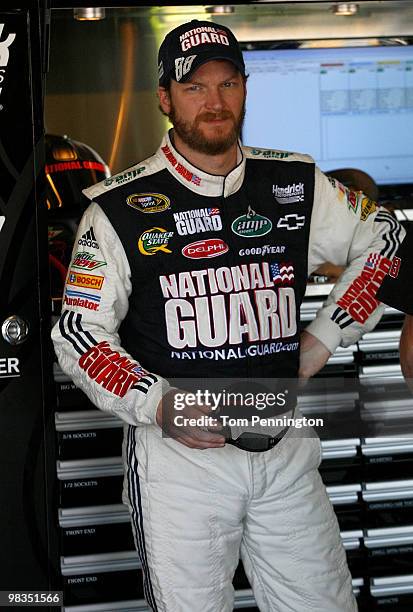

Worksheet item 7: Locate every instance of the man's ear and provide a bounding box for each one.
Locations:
[158,87,171,115]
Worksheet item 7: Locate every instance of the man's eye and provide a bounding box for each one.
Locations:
[187,84,201,91]
[223,81,236,88]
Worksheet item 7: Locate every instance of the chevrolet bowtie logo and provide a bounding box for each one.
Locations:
[277,214,305,231]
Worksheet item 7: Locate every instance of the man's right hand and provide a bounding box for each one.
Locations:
[156,389,226,449]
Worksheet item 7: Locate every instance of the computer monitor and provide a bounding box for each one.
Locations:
[242,43,413,186]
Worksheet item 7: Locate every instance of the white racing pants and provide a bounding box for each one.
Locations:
[123,423,357,612]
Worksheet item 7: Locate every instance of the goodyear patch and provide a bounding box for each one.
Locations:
[127,193,170,213]
[138,227,173,255]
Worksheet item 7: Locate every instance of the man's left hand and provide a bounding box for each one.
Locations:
[299,330,332,384]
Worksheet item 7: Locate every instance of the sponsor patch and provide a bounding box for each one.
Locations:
[249,148,292,159]
[72,252,107,271]
[67,271,104,290]
[328,176,347,201]
[239,245,286,257]
[337,253,392,323]
[347,190,359,214]
[270,262,295,285]
[360,195,377,221]
[231,206,272,238]
[272,183,304,204]
[277,214,305,231]
[103,166,146,187]
[65,287,101,304]
[78,227,99,249]
[389,256,401,278]
[138,227,173,255]
[78,340,148,398]
[174,207,222,235]
[161,145,201,186]
[182,238,228,259]
[64,292,100,311]
[126,193,170,213]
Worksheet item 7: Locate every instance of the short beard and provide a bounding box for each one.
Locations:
[168,101,245,155]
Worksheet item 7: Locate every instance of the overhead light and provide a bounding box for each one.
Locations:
[332,3,359,16]
[73,8,106,21]
[206,6,235,15]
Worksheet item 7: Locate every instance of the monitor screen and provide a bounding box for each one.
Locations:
[242,44,413,185]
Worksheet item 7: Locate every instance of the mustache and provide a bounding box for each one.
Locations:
[196,110,235,122]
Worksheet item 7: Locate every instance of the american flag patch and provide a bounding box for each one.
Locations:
[132,364,147,375]
[366,253,380,269]
[270,262,295,285]
[207,208,220,216]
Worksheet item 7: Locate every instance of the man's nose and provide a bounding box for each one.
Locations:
[204,87,224,111]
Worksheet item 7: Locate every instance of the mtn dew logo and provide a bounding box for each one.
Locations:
[231,206,272,238]
[72,251,107,271]
[138,227,173,255]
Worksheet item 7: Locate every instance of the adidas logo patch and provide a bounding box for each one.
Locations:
[78,226,99,249]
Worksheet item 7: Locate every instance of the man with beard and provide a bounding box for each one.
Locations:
[52,20,403,612]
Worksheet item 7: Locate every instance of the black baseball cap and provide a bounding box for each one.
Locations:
[158,20,246,87]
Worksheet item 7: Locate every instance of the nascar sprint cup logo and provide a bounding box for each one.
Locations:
[126,193,170,213]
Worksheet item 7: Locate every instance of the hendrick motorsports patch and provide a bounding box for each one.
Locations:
[231,206,272,238]
[138,227,173,255]
[127,193,170,213]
